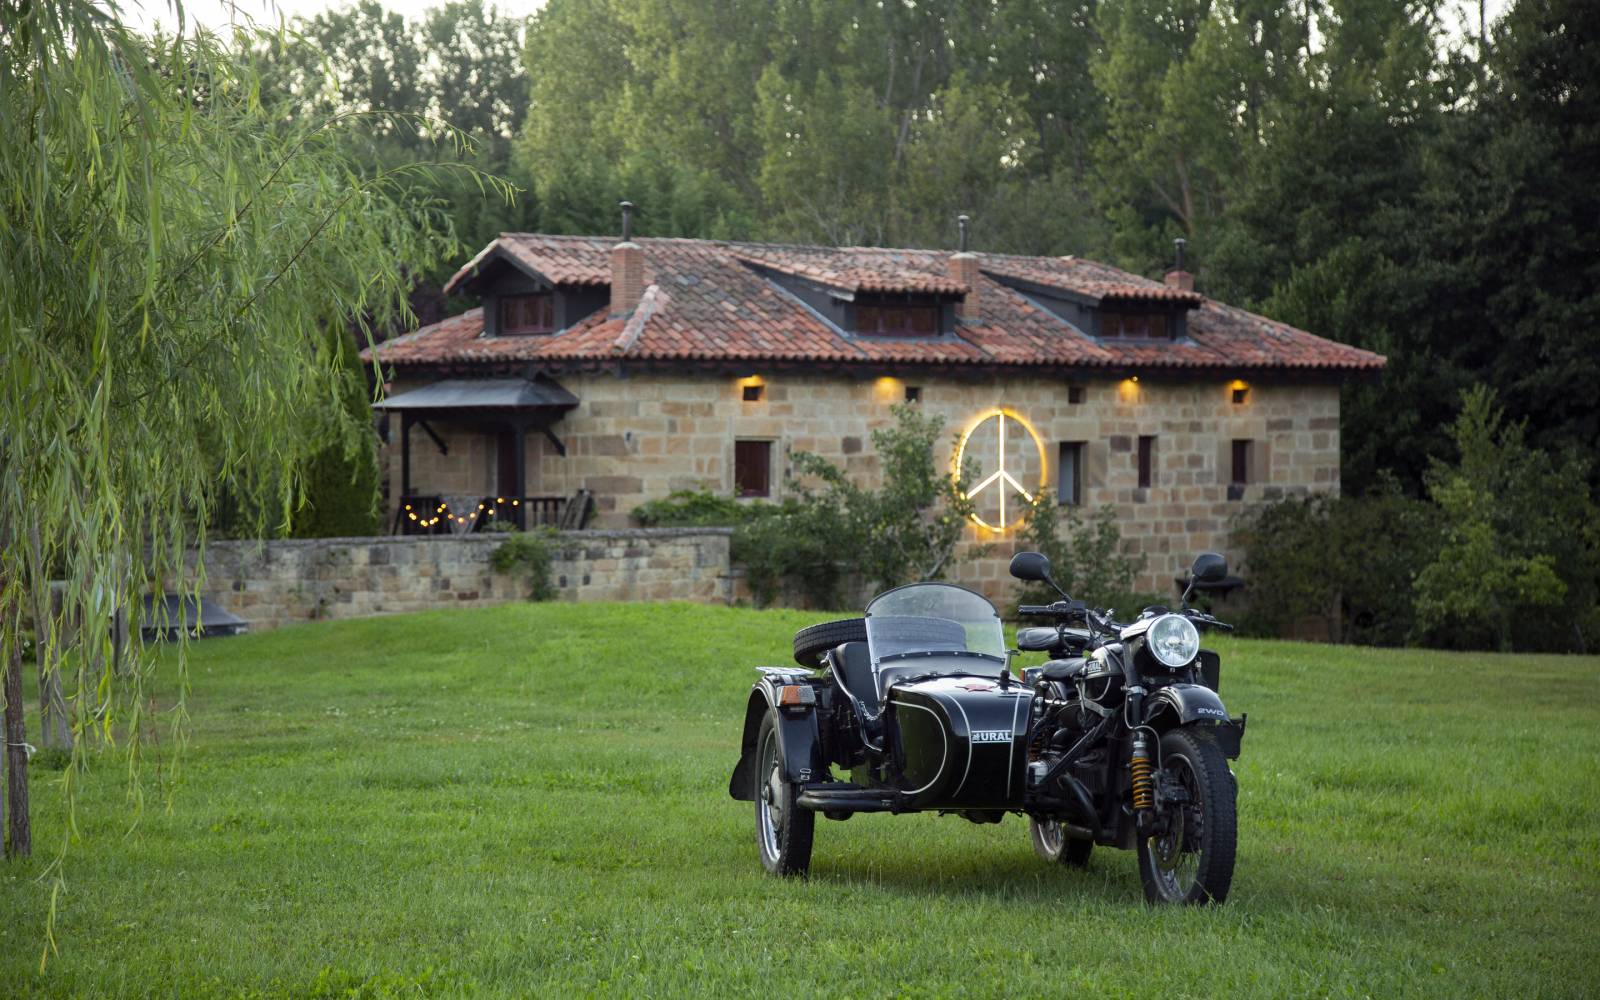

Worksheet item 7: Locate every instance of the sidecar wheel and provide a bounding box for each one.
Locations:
[1137,728,1237,905]
[1029,818,1093,868]
[793,618,867,667]
[754,711,814,877]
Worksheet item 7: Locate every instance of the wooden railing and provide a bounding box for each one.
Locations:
[396,495,566,535]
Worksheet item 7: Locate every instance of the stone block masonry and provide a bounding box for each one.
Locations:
[386,372,1342,602]
[192,528,732,631]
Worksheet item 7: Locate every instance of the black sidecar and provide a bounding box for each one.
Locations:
[729,583,1031,873]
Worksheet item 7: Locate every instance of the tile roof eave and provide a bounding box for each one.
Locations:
[378,346,1385,377]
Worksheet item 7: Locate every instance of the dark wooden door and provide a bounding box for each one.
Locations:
[497,430,519,498]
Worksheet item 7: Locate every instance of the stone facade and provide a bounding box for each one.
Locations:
[193,528,732,631]
[382,372,1340,602]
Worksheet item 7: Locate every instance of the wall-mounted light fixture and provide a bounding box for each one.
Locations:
[739,375,765,402]
[1230,379,1250,405]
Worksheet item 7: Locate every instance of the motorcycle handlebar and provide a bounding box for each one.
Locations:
[1016,603,1236,634]
[1181,608,1235,631]
[1017,599,1089,619]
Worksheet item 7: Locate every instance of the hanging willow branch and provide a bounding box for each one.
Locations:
[0,0,511,965]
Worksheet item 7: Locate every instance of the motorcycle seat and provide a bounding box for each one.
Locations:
[828,642,880,719]
[1040,657,1089,682]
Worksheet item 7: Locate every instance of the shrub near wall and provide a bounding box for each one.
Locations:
[1234,388,1600,652]
[633,491,842,609]
[1015,494,1162,615]
[632,403,977,610]
[1232,485,1440,646]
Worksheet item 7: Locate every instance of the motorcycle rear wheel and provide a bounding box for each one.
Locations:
[1137,727,1236,905]
[1029,817,1093,868]
[755,710,814,877]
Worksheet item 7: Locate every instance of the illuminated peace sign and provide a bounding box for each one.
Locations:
[953,408,1048,532]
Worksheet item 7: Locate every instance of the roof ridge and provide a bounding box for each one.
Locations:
[611,285,667,355]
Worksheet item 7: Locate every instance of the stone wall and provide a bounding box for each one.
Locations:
[382,371,1342,601]
[194,528,732,631]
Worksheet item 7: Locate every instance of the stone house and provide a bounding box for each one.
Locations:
[361,218,1384,600]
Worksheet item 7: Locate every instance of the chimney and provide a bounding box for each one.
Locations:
[949,214,980,323]
[1164,237,1195,292]
[610,200,643,317]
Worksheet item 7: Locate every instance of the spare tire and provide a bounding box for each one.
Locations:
[793,618,868,668]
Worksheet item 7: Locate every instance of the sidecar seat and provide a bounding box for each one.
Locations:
[828,642,884,748]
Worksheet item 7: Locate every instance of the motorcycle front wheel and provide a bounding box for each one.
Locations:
[1137,727,1237,905]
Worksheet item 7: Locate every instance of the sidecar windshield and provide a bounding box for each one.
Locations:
[865,583,1007,669]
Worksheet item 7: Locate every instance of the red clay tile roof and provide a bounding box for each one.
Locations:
[980,254,1205,304]
[444,234,613,294]
[372,235,1385,375]
[731,246,969,295]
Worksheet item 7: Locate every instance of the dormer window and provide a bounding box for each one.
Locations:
[854,294,940,336]
[501,293,555,335]
[1101,310,1170,340]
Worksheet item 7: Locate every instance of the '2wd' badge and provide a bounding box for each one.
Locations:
[970,730,1012,744]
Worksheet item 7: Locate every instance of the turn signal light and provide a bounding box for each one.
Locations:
[777,685,815,708]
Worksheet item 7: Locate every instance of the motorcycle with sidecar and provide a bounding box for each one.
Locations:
[728,550,1247,904]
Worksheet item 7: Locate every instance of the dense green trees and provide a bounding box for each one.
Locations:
[1236,387,1599,652]
[516,0,1109,251]
[252,0,533,293]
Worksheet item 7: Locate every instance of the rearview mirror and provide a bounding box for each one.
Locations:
[1191,552,1228,584]
[1009,551,1053,583]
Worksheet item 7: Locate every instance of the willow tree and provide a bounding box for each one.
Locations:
[0,0,478,865]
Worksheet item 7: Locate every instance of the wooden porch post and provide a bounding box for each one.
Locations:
[512,421,527,530]
[400,412,414,496]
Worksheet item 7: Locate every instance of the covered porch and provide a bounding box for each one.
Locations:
[373,376,590,534]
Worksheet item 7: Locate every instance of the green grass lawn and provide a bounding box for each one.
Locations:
[2,602,1598,998]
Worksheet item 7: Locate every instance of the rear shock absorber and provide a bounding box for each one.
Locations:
[1130,731,1155,813]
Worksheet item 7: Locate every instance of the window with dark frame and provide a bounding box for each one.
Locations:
[1100,311,1170,340]
[904,385,922,403]
[1058,442,1084,505]
[1137,435,1156,490]
[855,295,940,336]
[1231,439,1252,485]
[1228,438,1253,500]
[734,440,773,498]
[1067,386,1085,405]
[500,293,555,335]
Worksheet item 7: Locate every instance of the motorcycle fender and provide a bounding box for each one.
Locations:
[1143,683,1246,759]
[728,683,824,800]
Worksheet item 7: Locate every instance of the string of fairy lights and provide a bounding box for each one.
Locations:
[404,497,522,529]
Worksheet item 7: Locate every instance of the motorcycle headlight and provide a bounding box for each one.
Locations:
[1147,614,1200,668]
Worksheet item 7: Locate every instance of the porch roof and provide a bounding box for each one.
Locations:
[372,376,579,413]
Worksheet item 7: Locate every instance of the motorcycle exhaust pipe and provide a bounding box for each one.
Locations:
[1056,773,1101,834]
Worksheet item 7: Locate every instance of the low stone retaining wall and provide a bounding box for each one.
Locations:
[193,529,733,631]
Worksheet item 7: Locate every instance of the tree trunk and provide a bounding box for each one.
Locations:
[4,629,30,858]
